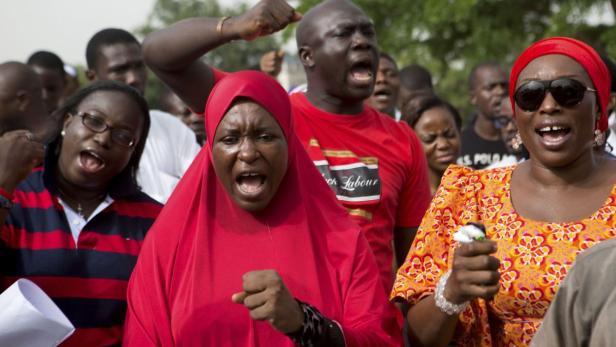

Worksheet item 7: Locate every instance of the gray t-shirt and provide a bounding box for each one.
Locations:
[531,238,616,347]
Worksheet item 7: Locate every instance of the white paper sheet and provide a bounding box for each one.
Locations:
[0,279,75,346]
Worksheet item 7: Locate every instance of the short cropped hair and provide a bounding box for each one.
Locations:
[399,64,432,91]
[468,60,501,91]
[86,28,140,69]
[27,50,65,77]
[379,52,398,68]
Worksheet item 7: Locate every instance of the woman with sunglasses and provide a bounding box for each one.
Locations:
[391,37,616,346]
[0,81,162,346]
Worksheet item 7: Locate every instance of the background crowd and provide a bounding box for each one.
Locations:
[2,0,616,346]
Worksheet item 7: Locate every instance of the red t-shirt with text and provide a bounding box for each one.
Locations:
[290,93,431,290]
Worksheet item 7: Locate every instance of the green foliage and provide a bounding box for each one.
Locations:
[137,0,279,108]
[294,0,615,122]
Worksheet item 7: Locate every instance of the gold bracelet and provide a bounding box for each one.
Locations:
[216,16,230,36]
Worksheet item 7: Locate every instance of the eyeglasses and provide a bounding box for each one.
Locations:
[514,78,596,112]
[72,112,136,147]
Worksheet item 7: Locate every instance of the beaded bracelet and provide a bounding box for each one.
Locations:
[435,270,469,316]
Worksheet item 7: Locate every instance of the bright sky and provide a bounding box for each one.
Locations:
[0,0,260,66]
[1,0,612,68]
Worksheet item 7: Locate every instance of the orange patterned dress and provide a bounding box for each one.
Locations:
[391,165,616,346]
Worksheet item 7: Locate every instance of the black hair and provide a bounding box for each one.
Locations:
[399,64,433,91]
[379,52,398,68]
[50,80,150,197]
[27,50,65,78]
[600,53,616,92]
[468,60,502,91]
[403,95,462,130]
[86,28,140,70]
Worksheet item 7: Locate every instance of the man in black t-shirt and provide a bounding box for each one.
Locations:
[458,61,511,169]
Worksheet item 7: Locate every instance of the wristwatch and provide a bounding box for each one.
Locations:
[0,194,14,209]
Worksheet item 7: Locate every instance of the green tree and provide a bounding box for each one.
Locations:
[137,0,279,108]
[293,0,616,121]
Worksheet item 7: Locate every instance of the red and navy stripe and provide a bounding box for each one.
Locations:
[0,169,161,346]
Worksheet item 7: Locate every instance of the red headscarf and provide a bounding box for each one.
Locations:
[123,71,400,347]
[509,36,611,131]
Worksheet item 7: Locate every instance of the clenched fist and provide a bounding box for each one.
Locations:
[232,270,304,334]
[444,240,501,304]
[226,0,302,41]
[0,130,45,191]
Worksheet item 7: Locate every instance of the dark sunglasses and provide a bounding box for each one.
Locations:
[514,78,596,112]
[71,112,136,147]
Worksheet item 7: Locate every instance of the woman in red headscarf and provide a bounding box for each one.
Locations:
[392,37,616,346]
[123,70,400,347]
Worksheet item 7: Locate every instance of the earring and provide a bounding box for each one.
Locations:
[594,129,606,147]
[61,130,65,137]
[511,132,522,151]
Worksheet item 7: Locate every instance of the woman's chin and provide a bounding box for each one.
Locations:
[232,195,272,213]
[431,162,454,174]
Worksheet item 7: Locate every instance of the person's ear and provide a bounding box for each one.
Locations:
[469,90,477,106]
[85,69,97,82]
[15,89,31,112]
[298,46,315,69]
[608,92,616,114]
[62,111,74,132]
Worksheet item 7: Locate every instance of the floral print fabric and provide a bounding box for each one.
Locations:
[392,165,616,346]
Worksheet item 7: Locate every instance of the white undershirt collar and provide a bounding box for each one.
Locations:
[58,195,114,244]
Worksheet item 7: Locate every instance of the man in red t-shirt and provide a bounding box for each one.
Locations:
[142,0,431,291]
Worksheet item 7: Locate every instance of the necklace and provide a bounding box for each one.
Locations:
[76,203,84,219]
[57,187,106,219]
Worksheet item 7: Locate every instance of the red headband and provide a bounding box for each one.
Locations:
[509,37,611,131]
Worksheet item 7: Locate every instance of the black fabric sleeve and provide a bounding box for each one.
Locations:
[286,299,345,347]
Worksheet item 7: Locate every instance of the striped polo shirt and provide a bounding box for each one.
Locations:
[0,166,162,347]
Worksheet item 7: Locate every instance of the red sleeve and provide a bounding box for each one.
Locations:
[123,219,177,346]
[395,124,431,227]
[340,233,402,347]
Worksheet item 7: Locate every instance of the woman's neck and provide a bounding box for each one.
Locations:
[429,168,443,196]
[527,150,601,188]
[55,167,107,216]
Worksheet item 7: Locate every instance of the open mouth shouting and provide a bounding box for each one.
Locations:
[235,171,268,199]
[348,57,375,89]
[372,85,392,103]
[535,123,572,150]
[79,149,107,175]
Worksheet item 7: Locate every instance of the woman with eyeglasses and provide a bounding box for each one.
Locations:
[391,37,616,346]
[0,80,162,346]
